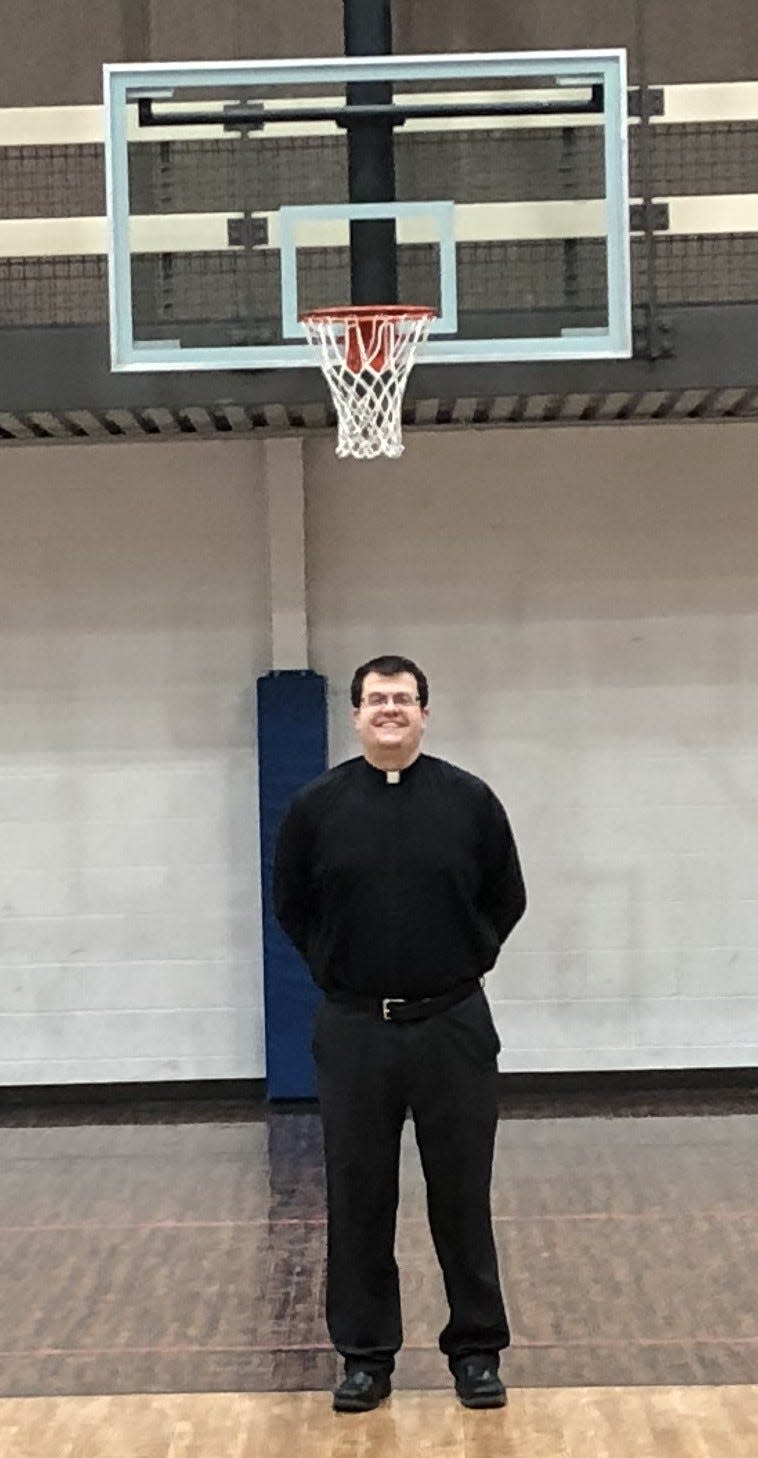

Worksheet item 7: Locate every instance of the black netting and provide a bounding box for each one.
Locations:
[129,135,349,214]
[457,239,607,312]
[2,109,758,337]
[131,250,281,345]
[648,233,758,303]
[3,233,758,332]
[631,122,758,197]
[0,256,108,325]
[397,127,606,203]
[4,123,758,221]
[0,146,105,219]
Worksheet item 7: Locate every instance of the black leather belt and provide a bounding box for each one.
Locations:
[326,978,481,1024]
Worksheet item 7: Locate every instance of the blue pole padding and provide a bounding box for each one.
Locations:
[257,669,327,1099]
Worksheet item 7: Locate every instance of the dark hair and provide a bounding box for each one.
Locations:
[350,655,429,709]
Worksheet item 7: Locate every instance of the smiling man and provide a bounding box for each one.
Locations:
[274,654,526,1412]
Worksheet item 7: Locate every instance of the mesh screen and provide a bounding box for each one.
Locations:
[3,123,758,220]
[124,125,758,212]
[129,136,349,214]
[649,233,758,302]
[397,129,606,203]
[126,242,608,346]
[0,145,105,219]
[123,119,613,344]
[632,121,758,196]
[2,117,758,332]
[0,256,108,325]
[3,233,758,331]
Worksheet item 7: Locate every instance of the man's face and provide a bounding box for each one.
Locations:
[353,671,429,764]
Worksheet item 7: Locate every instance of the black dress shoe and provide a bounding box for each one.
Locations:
[453,1356,507,1409]
[333,1369,392,1412]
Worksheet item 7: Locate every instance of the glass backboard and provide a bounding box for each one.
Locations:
[104,50,632,372]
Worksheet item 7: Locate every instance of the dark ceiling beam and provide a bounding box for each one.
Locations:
[1,305,757,415]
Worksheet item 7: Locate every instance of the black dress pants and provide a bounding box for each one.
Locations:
[312,985,509,1375]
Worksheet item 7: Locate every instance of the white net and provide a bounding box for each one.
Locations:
[300,308,435,460]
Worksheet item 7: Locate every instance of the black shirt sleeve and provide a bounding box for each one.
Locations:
[273,795,314,961]
[478,787,527,946]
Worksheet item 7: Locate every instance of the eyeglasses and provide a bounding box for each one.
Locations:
[361,692,420,708]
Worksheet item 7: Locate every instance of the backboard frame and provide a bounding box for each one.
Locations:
[104,49,632,373]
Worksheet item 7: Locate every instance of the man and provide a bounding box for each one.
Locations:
[274,654,526,1412]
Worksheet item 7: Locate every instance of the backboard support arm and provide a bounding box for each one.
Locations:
[343,0,398,306]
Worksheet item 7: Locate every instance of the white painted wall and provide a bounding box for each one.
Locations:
[0,439,269,1083]
[305,422,758,1071]
[2,422,757,1083]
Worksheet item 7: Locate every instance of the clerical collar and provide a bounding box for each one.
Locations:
[361,754,424,785]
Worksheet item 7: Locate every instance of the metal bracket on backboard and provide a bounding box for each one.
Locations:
[227,216,269,248]
[633,307,675,360]
[137,93,606,129]
[630,202,670,232]
[627,87,664,118]
[223,101,264,132]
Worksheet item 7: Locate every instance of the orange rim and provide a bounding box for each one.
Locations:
[300,304,437,322]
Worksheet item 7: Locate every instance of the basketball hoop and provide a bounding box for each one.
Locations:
[300,304,436,460]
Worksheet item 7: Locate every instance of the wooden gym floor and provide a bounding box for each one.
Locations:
[1,1103,756,1456]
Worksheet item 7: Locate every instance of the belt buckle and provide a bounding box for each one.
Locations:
[382,998,406,1022]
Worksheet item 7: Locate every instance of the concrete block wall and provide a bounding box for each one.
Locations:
[305,423,758,1072]
[1,421,757,1082]
[0,439,269,1083]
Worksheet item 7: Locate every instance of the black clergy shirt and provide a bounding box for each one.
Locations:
[273,753,526,999]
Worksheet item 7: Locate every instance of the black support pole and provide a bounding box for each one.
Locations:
[343,0,398,305]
